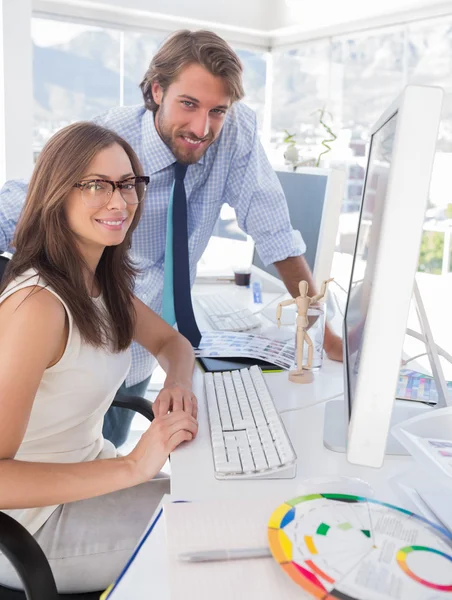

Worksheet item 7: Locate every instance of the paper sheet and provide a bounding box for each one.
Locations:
[396,369,452,404]
[195,331,295,370]
[164,497,307,600]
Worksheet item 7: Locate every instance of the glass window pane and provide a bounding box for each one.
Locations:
[235,48,267,133]
[407,19,452,271]
[32,17,121,153]
[270,41,331,166]
[407,19,452,116]
[123,31,164,106]
[331,31,405,135]
[331,28,405,270]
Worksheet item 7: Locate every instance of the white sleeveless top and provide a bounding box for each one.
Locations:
[0,269,132,535]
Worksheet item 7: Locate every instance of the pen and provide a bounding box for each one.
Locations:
[178,547,272,562]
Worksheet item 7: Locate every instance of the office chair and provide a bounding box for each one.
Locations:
[0,254,155,599]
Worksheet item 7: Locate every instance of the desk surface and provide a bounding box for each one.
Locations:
[171,360,413,503]
[107,279,417,599]
[108,355,414,600]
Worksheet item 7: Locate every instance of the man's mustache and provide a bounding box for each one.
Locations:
[178,131,213,143]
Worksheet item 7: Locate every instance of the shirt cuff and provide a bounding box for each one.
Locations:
[255,229,306,267]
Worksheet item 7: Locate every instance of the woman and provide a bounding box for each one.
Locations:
[0,122,198,593]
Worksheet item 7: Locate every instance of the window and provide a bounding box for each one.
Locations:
[331,30,405,137]
[32,17,121,153]
[235,48,267,133]
[405,18,452,274]
[407,18,452,153]
[329,28,406,265]
[271,40,331,167]
[123,31,164,106]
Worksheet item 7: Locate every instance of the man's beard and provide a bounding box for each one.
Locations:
[156,107,213,165]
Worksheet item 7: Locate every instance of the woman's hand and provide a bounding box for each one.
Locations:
[153,383,198,419]
[126,412,198,484]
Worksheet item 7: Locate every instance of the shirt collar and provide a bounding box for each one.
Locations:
[142,110,205,175]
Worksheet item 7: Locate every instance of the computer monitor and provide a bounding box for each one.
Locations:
[345,85,445,468]
[324,85,444,469]
[252,168,344,289]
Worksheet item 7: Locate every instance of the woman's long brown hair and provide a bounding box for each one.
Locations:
[0,122,145,352]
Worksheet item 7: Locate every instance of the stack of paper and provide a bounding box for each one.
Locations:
[392,406,452,479]
[391,468,452,533]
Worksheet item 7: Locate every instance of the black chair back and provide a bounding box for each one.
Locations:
[0,254,10,281]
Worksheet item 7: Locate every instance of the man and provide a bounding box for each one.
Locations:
[0,29,342,447]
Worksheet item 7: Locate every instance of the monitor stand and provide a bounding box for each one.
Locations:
[323,281,451,455]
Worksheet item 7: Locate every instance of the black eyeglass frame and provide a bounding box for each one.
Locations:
[73,176,150,204]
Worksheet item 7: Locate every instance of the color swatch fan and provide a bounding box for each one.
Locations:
[268,493,452,599]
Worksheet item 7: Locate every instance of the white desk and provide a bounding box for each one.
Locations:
[106,279,417,599]
[171,363,413,502]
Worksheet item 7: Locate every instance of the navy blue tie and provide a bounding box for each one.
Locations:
[172,162,202,348]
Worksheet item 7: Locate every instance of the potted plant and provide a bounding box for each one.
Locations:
[283,108,337,170]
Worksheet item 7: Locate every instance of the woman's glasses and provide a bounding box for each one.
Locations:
[73,176,150,208]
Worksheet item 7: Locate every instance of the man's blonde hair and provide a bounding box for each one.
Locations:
[140,30,244,113]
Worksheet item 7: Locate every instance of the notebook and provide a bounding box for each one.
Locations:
[163,497,302,600]
[197,356,282,373]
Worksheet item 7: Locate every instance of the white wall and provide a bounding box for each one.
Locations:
[34,0,452,42]
[0,0,34,184]
[276,0,446,30]
[272,0,452,46]
[33,0,275,49]
[80,0,274,31]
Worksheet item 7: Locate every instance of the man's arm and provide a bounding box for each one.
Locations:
[220,106,342,361]
[274,255,343,362]
[0,180,28,252]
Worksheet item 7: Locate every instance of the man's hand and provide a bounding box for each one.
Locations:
[153,383,198,420]
[324,328,343,362]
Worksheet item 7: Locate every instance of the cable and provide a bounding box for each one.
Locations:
[330,288,345,319]
[331,279,349,296]
[402,353,430,367]
[328,280,346,319]
[405,328,452,366]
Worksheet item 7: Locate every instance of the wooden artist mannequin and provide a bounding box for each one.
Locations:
[276,278,333,384]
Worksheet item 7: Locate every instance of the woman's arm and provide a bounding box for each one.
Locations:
[0,289,197,510]
[132,297,197,417]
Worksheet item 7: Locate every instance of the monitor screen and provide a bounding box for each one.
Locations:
[343,113,397,418]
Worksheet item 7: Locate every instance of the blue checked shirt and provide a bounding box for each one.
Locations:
[0,102,305,385]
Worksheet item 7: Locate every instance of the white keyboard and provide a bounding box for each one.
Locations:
[197,294,261,332]
[204,366,297,479]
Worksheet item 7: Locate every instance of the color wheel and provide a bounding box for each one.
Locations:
[268,493,452,600]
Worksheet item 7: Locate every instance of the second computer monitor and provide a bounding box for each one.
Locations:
[344,85,443,468]
[252,168,344,289]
